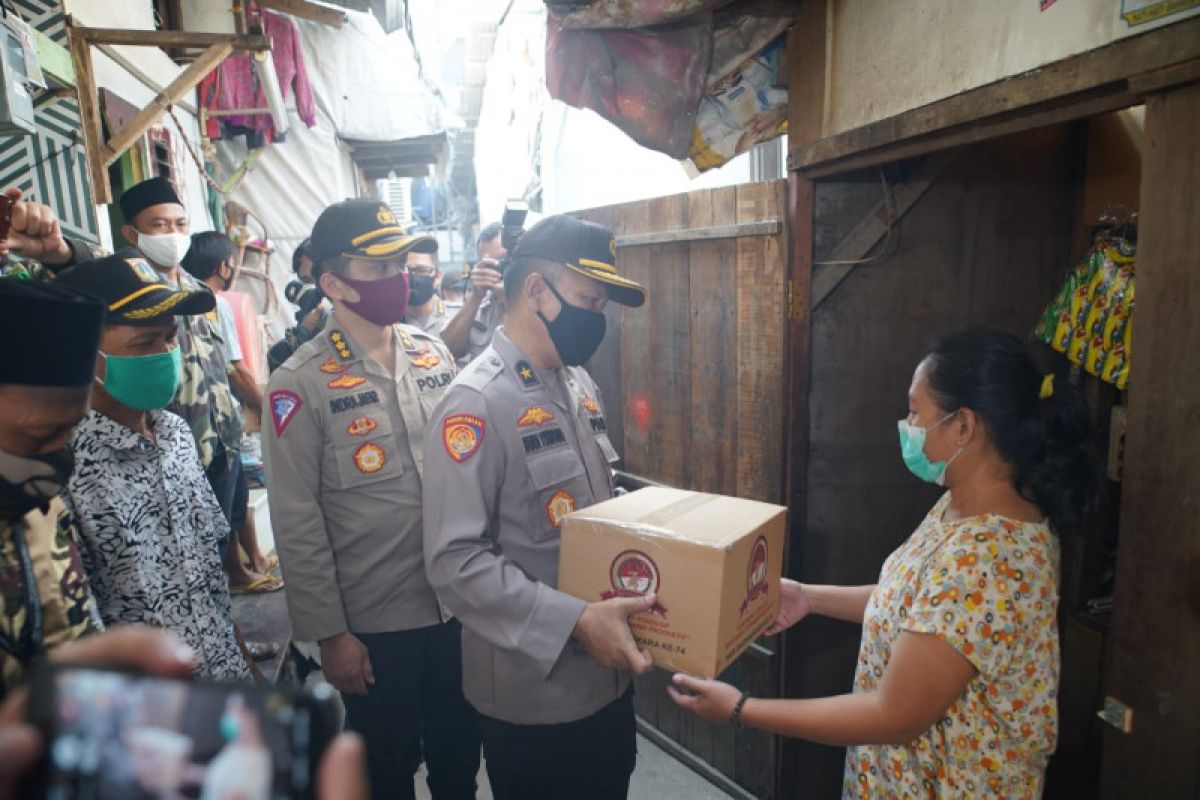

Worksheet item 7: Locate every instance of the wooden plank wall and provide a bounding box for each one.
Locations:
[1100,80,1200,799]
[577,181,787,505]
[575,180,787,798]
[783,128,1078,796]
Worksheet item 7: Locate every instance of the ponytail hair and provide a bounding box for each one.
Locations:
[922,327,1104,531]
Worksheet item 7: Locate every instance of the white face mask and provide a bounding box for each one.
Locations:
[135,231,192,268]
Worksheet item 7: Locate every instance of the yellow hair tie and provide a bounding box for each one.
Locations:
[1039,374,1055,399]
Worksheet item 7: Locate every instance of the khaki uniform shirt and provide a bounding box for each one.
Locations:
[263,321,457,642]
[1,499,99,696]
[404,298,453,338]
[423,329,625,725]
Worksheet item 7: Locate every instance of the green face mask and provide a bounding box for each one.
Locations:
[98,347,182,410]
[897,411,962,487]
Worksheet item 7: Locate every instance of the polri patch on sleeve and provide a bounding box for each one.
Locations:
[443,414,485,463]
[270,390,303,436]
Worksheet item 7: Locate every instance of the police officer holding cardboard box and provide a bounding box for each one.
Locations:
[423,215,654,799]
[262,199,478,799]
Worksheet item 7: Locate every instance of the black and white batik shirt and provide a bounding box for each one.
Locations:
[67,410,250,680]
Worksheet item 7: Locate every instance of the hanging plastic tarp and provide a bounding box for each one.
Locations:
[545,7,789,171]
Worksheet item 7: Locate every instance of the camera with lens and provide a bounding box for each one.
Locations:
[500,199,529,260]
[285,280,322,324]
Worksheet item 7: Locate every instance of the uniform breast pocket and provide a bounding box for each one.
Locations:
[329,412,403,489]
[525,447,587,542]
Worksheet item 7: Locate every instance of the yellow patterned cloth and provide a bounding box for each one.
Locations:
[845,493,1060,799]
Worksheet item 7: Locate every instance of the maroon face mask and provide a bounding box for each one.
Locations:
[334,271,409,325]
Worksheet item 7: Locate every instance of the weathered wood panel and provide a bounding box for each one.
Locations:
[1099,81,1200,799]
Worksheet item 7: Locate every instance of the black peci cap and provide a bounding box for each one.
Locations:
[118,176,184,223]
[55,248,215,325]
[509,215,645,307]
[309,198,436,269]
[0,277,106,387]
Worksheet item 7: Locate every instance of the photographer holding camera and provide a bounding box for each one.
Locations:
[438,203,525,363]
[267,240,329,374]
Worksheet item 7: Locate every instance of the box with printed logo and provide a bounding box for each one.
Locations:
[558,487,786,678]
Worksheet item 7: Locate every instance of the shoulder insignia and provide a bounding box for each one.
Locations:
[270,390,303,436]
[328,373,367,390]
[518,406,555,428]
[346,416,378,436]
[398,328,420,355]
[319,356,348,374]
[546,490,576,529]
[515,360,539,389]
[581,396,600,415]
[410,348,442,370]
[457,356,504,393]
[329,330,354,362]
[443,414,485,463]
[354,442,386,473]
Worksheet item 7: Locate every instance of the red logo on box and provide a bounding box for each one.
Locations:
[602,550,668,616]
[739,536,770,616]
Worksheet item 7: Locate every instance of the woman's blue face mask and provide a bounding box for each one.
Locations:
[897,410,963,487]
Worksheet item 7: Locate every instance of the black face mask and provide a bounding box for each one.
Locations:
[537,278,607,367]
[408,274,438,307]
[0,445,75,521]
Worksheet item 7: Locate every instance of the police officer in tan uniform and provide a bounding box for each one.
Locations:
[263,199,479,800]
[402,239,453,337]
[423,216,653,800]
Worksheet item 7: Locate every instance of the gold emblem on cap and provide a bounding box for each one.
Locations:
[609,238,617,260]
[377,206,396,225]
[127,258,160,284]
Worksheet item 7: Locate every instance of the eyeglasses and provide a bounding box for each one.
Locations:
[410,268,437,278]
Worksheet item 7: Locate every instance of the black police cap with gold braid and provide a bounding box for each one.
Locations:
[309,198,436,270]
[509,215,646,308]
[55,248,215,326]
[0,277,105,387]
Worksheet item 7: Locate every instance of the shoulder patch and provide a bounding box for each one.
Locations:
[443,414,485,463]
[270,390,303,436]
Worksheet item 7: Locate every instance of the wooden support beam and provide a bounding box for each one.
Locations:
[71,27,270,51]
[614,220,780,247]
[100,43,232,167]
[810,152,954,308]
[256,0,346,27]
[67,22,111,205]
[789,15,1200,178]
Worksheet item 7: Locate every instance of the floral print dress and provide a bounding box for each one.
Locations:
[844,493,1060,799]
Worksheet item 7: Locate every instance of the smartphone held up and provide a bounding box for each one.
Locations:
[25,664,338,800]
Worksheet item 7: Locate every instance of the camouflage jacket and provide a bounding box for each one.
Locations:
[166,269,244,469]
[0,497,99,699]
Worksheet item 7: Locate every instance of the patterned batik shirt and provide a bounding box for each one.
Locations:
[166,269,243,470]
[0,498,100,697]
[845,493,1060,799]
[66,410,250,681]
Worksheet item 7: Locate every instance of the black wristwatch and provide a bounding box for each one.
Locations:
[730,691,751,728]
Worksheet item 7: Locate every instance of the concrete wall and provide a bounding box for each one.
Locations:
[823,0,1200,136]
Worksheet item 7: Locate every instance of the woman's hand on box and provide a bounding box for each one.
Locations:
[765,579,812,635]
[667,674,741,722]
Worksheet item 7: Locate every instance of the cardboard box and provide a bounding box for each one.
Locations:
[558,487,786,678]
